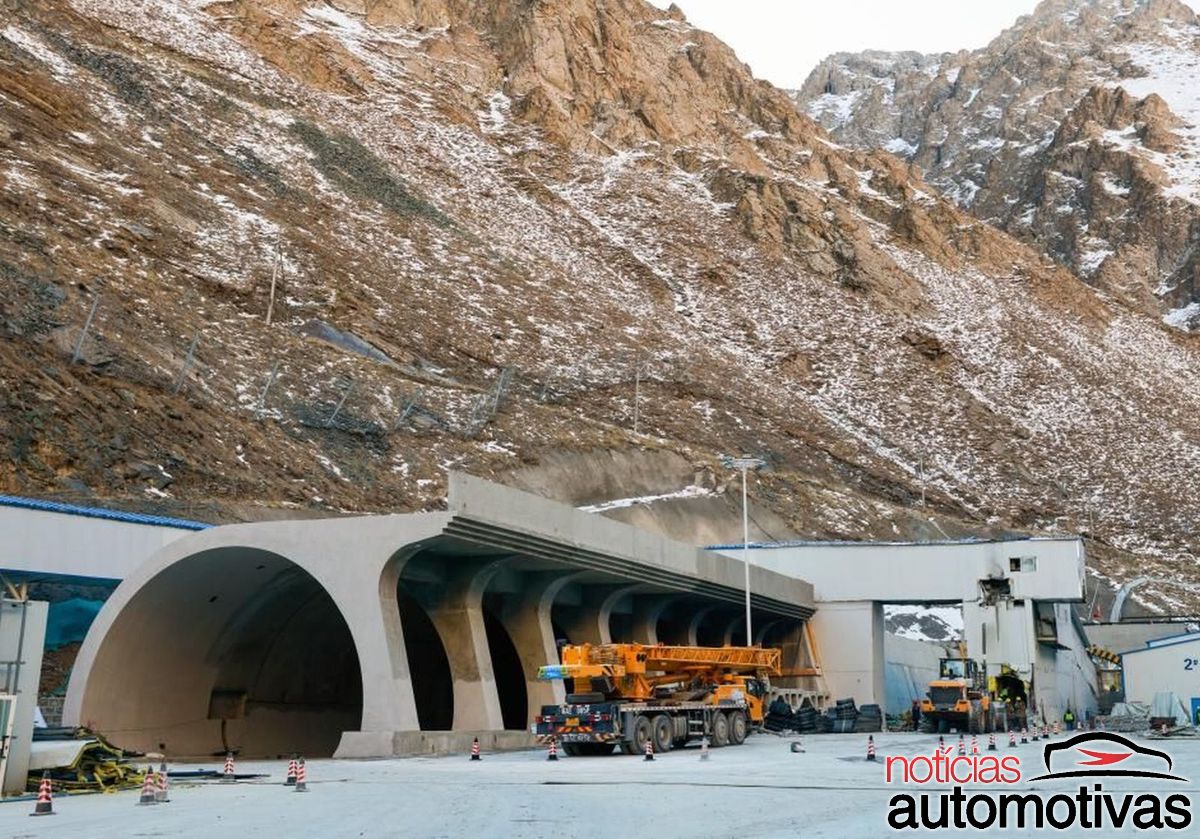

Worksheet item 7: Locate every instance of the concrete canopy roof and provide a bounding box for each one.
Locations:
[64,473,815,758]
[445,473,814,619]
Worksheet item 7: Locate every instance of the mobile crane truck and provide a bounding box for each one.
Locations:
[534,643,781,755]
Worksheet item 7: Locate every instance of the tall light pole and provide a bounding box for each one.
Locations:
[724,455,765,646]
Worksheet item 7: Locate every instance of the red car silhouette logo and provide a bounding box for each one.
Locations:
[1027,732,1187,782]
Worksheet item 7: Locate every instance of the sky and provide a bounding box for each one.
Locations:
[647,0,1200,89]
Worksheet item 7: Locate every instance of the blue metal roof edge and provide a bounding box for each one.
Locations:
[0,494,210,531]
[704,535,1083,551]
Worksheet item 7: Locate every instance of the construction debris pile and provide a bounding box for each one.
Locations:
[1096,694,1200,738]
[27,727,142,792]
[1095,702,1150,732]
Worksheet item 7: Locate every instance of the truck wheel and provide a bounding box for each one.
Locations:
[652,714,673,753]
[632,715,653,754]
[712,712,730,747]
[729,710,748,745]
[562,743,581,757]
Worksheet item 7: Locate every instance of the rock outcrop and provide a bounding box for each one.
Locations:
[795,0,1200,325]
[3,0,1200,608]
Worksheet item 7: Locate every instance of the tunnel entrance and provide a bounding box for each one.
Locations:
[76,548,363,758]
[656,603,692,645]
[397,588,454,731]
[695,610,737,646]
[483,606,527,730]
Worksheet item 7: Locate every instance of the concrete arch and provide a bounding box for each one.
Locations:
[654,598,698,645]
[64,474,817,758]
[688,604,730,646]
[599,584,643,643]
[396,587,454,731]
[397,557,508,731]
[67,545,361,758]
[755,618,787,647]
[491,571,579,723]
[481,606,527,730]
[630,594,683,645]
[67,515,446,758]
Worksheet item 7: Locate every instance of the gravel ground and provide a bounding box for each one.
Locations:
[4,732,1200,837]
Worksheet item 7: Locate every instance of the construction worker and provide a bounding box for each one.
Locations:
[1063,708,1076,731]
[911,699,921,731]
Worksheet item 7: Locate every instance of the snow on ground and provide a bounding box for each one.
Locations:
[1164,302,1200,330]
[578,484,715,513]
[5,733,1200,837]
[885,604,964,642]
[806,89,866,129]
[1113,19,1200,204]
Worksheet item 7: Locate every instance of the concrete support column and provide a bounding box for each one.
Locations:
[555,584,607,646]
[332,553,421,740]
[811,600,884,706]
[424,562,506,732]
[553,584,638,646]
[763,619,810,690]
[722,615,746,647]
[496,572,575,722]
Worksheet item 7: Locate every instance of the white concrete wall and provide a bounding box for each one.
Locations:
[1121,638,1200,720]
[0,506,192,580]
[963,600,1037,679]
[813,601,884,705]
[1028,604,1099,726]
[718,538,1084,603]
[884,634,948,713]
[1,599,48,795]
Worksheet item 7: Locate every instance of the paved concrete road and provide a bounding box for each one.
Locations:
[4,732,1200,837]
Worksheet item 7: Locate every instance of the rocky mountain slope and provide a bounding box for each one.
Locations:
[3,0,1200,610]
[796,0,1200,326]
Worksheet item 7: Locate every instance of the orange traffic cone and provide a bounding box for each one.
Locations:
[138,766,158,805]
[700,738,710,761]
[470,738,481,761]
[547,738,558,762]
[957,735,965,756]
[30,772,54,816]
[294,758,308,793]
[285,756,298,786]
[866,735,876,762]
[222,752,235,783]
[1008,730,1017,748]
[971,735,979,756]
[155,762,170,803]
[988,733,996,752]
[643,739,655,761]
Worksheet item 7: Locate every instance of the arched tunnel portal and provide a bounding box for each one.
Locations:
[75,547,362,758]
